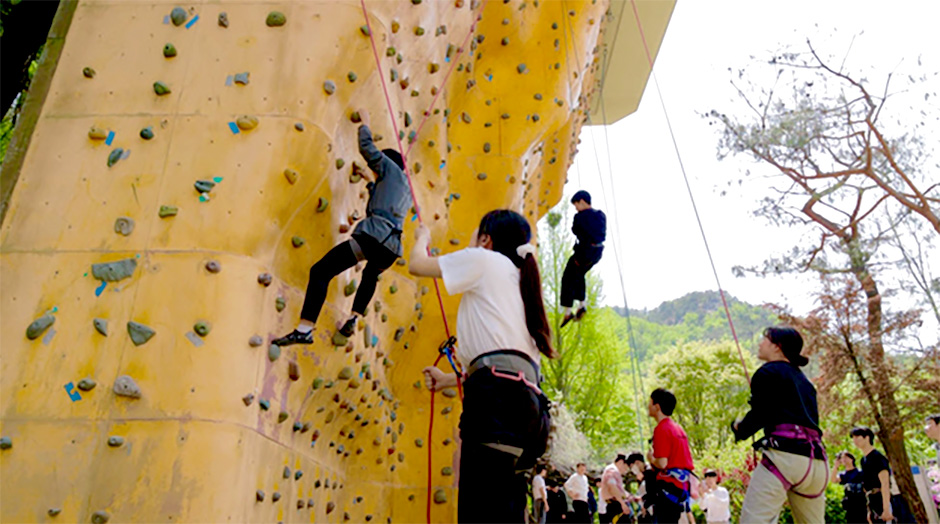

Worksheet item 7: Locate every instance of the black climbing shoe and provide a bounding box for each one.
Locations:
[272,329,313,347]
[575,306,587,321]
[338,317,357,338]
[560,312,575,328]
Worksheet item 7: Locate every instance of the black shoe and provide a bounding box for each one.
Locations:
[575,306,587,320]
[338,317,357,338]
[560,313,575,328]
[272,329,313,346]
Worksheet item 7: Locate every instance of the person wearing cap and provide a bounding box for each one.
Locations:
[560,190,607,327]
[733,326,828,523]
[698,469,730,524]
[273,109,412,347]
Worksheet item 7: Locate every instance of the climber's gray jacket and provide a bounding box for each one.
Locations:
[353,125,412,257]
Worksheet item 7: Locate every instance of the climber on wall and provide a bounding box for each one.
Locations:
[273,109,412,346]
[408,210,556,523]
[560,190,606,327]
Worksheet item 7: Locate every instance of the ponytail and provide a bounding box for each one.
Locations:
[478,210,557,359]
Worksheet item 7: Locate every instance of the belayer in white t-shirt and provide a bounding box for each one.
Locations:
[409,209,557,523]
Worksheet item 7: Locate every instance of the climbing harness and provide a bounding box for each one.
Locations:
[754,424,829,498]
[358,1,488,521]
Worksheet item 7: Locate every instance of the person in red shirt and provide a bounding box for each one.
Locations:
[646,388,694,524]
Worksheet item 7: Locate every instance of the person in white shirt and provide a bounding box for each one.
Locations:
[533,465,549,524]
[409,210,557,523]
[698,469,730,524]
[599,454,631,523]
[565,463,591,523]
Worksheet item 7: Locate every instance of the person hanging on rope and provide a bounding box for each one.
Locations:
[560,190,606,328]
[408,210,556,523]
[273,109,412,347]
[732,327,829,523]
[646,388,695,524]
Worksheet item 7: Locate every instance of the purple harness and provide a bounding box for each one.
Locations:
[760,424,829,499]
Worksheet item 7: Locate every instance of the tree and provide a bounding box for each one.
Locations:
[710,39,938,522]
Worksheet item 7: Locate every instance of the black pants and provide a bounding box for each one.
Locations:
[560,246,603,307]
[869,494,915,524]
[653,491,684,524]
[599,500,622,524]
[458,367,548,523]
[571,500,590,523]
[300,234,397,322]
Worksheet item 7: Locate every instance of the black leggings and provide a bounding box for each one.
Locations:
[560,246,603,307]
[299,234,398,322]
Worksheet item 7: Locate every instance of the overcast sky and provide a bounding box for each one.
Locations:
[566,0,940,325]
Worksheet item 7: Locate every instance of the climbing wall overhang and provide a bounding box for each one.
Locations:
[0,1,670,522]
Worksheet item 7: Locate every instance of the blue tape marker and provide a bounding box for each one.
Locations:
[121,149,131,160]
[371,335,379,347]
[105,131,115,145]
[185,14,199,29]
[225,75,233,86]
[52,306,58,313]
[199,194,209,202]
[64,382,81,402]
[95,281,107,297]
[163,15,170,24]
[487,74,493,82]
[212,176,223,183]
[445,56,450,62]
[411,214,418,222]
[228,122,240,134]
[439,161,446,169]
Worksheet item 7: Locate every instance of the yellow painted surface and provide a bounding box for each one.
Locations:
[0,0,670,522]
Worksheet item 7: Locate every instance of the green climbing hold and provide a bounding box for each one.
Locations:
[428,62,439,74]
[517,63,527,74]
[218,12,228,27]
[295,470,303,480]
[153,81,171,96]
[275,296,286,312]
[441,466,453,476]
[316,197,329,212]
[107,436,125,447]
[534,93,543,100]
[483,142,491,153]
[386,47,396,57]
[158,205,178,218]
[323,80,336,95]
[268,344,280,362]
[350,111,361,123]
[83,67,96,78]
[347,71,357,83]
[338,366,353,380]
[332,332,348,346]
[93,318,108,336]
[389,284,398,294]
[140,126,154,140]
[348,377,361,389]
[107,148,123,167]
[477,172,487,180]
[77,378,97,391]
[412,0,422,4]
[194,321,211,337]
[336,158,345,170]
[0,437,11,450]
[278,411,289,423]
[265,11,286,27]
[170,7,187,26]
[26,314,55,340]
[234,72,249,85]
[414,26,425,36]
[394,327,404,342]
[291,236,305,248]
[91,510,110,524]
[48,509,61,517]
[194,179,216,193]
[163,43,177,58]
[501,36,510,45]
[360,25,371,36]
[259,399,270,410]
[312,377,324,389]
[414,438,424,447]
[413,380,422,389]
[92,258,137,282]
[127,321,156,346]
[441,406,452,414]
[461,112,471,124]
[344,280,357,296]
[433,489,447,504]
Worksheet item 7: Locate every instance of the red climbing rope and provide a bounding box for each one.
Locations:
[358,2,486,521]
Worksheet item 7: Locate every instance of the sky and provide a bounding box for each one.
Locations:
[566,0,940,324]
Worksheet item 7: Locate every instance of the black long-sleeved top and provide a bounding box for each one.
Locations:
[572,208,606,250]
[355,125,412,256]
[733,361,821,441]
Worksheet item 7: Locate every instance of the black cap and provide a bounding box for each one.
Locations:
[571,190,591,205]
[382,148,405,171]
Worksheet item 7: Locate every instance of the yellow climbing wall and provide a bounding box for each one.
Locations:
[0,0,668,522]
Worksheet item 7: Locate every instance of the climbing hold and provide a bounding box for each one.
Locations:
[534,93,543,101]
[476,172,487,181]
[107,148,123,167]
[281,168,299,186]
[88,127,108,140]
[205,260,221,273]
[194,179,216,193]
[140,126,154,140]
[265,11,286,27]
[414,26,425,36]
[347,71,357,83]
[91,510,111,524]
[92,258,137,282]
[316,197,329,212]
[483,142,491,153]
[158,205,178,218]
[26,314,55,340]
[294,122,304,131]
[272,492,281,502]
[48,509,61,517]
[461,112,471,124]
[83,67,96,78]
[326,502,336,514]
[336,158,345,170]
[344,280,357,296]
[441,388,457,398]
[107,436,125,447]
[301,422,311,433]
[443,438,452,445]
[163,43,177,58]
[218,12,228,27]
[127,321,155,346]
[0,437,12,450]
[275,296,286,312]
[113,375,142,398]
[78,378,97,391]
[153,81,171,96]
[268,344,281,362]
[312,377,324,389]
[323,80,336,95]
[242,394,254,406]
[293,421,302,432]
[92,317,109,337]
[234,72,249,85]
[389,284,398,294]
[349,377,361,389]
[291,236,305,248]
[441,466,453,476]
[307,499,315,508]
[359,25,371,36]
[441,407,452,414]
[257,273,273,286]
[193,321,211,337]
[393,328,404,341]
[170,6,187,26]
[449,238,460,245]
[236,115,258,130]
[386,46,396,57]
[433,489,447,504]
[295,470,303,480]
[283,466,291,479]
[412,0,422,4]
[287,361,300,381]
[428,62,439,74]
[338,367,353,380]
[532,114,540,122]
[256,490,265,502]
[248,335,263,347]
[501,36,510,45]
[259,399,270,410]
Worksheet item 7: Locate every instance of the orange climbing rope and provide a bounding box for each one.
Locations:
[357,2,487,521]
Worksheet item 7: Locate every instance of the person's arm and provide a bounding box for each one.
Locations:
[356,110,389,179]
[878,470,893,521]
[733,367,770,441]
[646,449,667,470]
[648,427,670,470]
[408,225,442,278]
[421,365,459,391]
[563,475,577,499]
